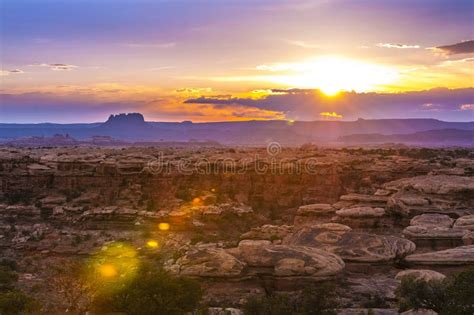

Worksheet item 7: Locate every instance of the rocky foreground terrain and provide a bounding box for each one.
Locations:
[0,145,473,314]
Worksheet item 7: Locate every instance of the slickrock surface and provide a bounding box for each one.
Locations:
[235,240,345,278]
[168,246,246,277]
[1,146,473,312]
[405,245,474,265]
[283,223,415,262]
[336,206,385,218]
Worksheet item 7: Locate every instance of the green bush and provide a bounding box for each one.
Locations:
[92,266,202,315]
[0,266,39,315]
[396,268,474,315]
[0,290,39,315]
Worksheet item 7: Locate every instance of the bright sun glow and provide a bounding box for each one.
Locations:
[258,56,399,95]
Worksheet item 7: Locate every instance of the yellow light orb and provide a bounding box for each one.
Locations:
[147,240,159,248]
[158,222,170,231]
[192,197,202,205]
[99,264,117,278]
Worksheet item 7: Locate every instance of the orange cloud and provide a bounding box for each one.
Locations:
[319,111,343,119]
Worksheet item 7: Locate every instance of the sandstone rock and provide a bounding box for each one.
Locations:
[171,246,246,277]
[405,245,474,265]
[410,214,454,228]
[400,309,438,315]
[339,194,389,204]
[337,308,398,315]
[374,189,392,196]
[236,240,345,278]
[336,206,385,218]
[395,269,446,282]
[462,231,474,245]
[284,223,415,263]
[240,225,293,241]
[297,203,335,216]
[384,175,474,195]
[39,195,67,205]
[454,215,474,231]
[402,225,468,240]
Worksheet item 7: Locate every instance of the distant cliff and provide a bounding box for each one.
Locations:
[0,113,473,146]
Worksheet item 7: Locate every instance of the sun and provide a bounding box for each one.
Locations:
[262,56,399,95]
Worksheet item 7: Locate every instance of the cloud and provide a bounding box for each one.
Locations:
[376,43,420,49]
[125,42,176,48]
[30,63,78,71]
[460,104,474,111]
[185,88,474,121]
[434,40,474,55]
[286,40,321,49]
[0,69,24,76]
[320,112,343,119]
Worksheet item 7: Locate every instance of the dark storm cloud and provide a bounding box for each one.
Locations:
[185,88,474,121]
[436,40,474,55]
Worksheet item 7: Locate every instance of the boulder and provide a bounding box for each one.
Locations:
[402,225,468,240]
[410,214,454,228]
[395,269,446,282]
[236,240,345,279]
[384,175,474,195]
[454,215,474,231]
[336,206,385,218]
[284,223,415,263]
[405,245,474,265]
[240,225,293,241]
[463,231,474,245]
[170,246,246,277]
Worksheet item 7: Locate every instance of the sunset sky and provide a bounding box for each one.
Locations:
[1,0,473,122]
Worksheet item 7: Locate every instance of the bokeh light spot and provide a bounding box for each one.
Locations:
[99,264,117,278]
[158,222,170,231]
[147,240,159,248]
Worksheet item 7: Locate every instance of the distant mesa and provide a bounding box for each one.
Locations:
[102,113,146,127]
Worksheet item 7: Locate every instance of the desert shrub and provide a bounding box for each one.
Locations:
[396,277,446,312]
[243,294,297,315]
[443,268,474,315]
[0,290,39,315]
[0,266,39,315]
[299,283,338,315]
[396,268,474,315]
[0,267,18,291]
[92,266,202,315]
[243,283,338,315]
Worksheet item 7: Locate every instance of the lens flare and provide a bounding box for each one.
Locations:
[158,222,170,231]
[88,242,139,292]
[99,264,117,278]
[192,197,202,206]
[146,240,159,248]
